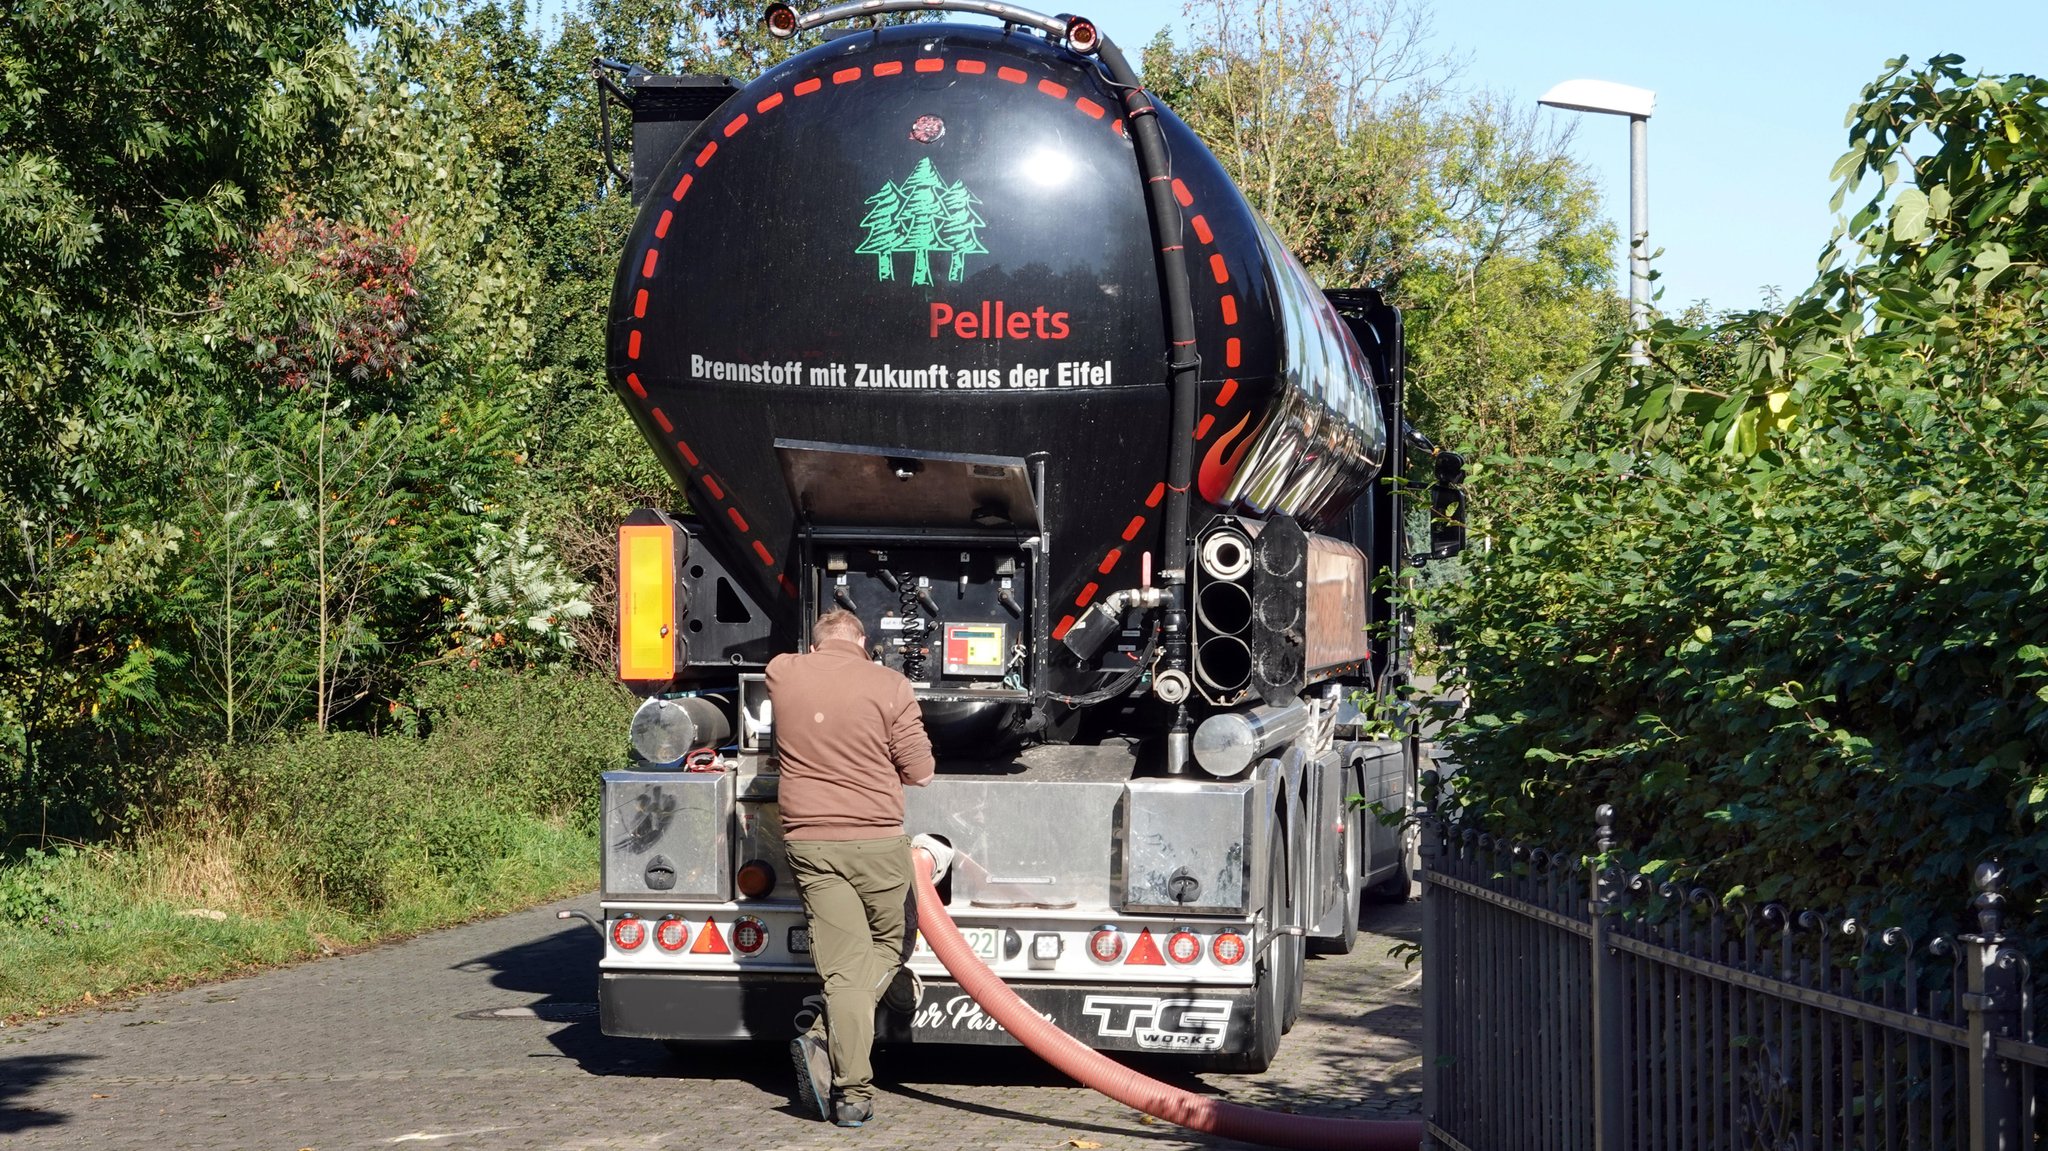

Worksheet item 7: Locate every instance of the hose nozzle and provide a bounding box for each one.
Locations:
[911,834,956,883]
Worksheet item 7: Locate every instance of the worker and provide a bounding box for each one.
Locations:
[767,608,935,1127]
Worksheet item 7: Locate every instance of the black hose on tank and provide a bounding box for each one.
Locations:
[1094,35,1199,697]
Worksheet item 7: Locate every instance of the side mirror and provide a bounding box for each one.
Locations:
[1427,452,1467,560]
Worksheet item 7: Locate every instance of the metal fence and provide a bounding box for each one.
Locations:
[1420,799,2046,1151]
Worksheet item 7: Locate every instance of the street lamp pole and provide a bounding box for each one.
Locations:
[1539,79,1655,368]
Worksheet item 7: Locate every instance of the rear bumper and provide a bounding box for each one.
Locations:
[601,971,1258,1054]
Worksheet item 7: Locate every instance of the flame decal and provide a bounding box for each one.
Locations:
[1198,413,1255,504]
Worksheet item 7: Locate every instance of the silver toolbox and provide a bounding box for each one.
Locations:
[602,769,733,902]
[1118,777,1258,914]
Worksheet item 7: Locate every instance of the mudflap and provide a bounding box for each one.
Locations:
[603,971,1259,1054]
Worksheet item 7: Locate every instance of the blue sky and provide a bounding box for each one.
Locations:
[1092,1,2048,312]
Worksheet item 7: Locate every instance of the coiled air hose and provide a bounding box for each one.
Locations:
[910,846,1424,1151]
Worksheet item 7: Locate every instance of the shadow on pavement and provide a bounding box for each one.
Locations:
[0,1053,94,1134]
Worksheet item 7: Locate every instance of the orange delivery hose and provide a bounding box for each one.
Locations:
[910,847,1425,1151]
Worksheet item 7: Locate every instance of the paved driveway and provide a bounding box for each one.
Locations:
[0,895,1419,1150]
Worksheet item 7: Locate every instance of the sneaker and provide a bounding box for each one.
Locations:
[832,1096,873,1128]
[882,965,924,1014]
[789,1032,832,1121]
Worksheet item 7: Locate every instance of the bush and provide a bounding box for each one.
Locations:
[245,669,629,916]
[1432,57,2048,935]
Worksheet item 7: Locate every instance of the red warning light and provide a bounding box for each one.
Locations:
[1087,927,1124,963]
[1212,931,1247,966]
[1124,928,1166,966]
[611,915,645,951]
[764,3,798,39]
[731,916,768,956]
[1065,16,1101,55]
[1166,931,1203,964]
[691,917,732,955]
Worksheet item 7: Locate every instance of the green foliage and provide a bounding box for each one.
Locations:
[1142,0,1623,463]
[248,668,626,915]
[0,847,83,930]
[1438,57,2048,931]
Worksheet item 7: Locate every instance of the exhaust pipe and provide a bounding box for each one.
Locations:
[1196,579,1252,635]
[909,846,1422,1151]
[1190,701,1312,778]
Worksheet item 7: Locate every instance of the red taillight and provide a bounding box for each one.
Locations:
[690,917,731,955]
[654,916,689,952]
[736,860,777,899]
[1087,926,1124,963]
[1212,931,1247,965]
[731,916,767,956]
[764,2,797,39]
[611,915,645,951]
[1065,16,1100,55]
[1166,931,1203,964]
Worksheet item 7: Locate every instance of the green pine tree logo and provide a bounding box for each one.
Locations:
[857,158,987,285]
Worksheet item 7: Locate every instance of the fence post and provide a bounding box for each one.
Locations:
[1589,804,1627,1151]
[1418,769,1444,1150]
[1962,860,2024,1151]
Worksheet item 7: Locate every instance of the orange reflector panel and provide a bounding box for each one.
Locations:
[691,917,731,955]
[1124,928,1166,966]
[618,523,678,681]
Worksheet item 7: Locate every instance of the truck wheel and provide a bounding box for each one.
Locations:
[1276,840,1305,1034]
[1366,821,1420,903]
[1308,805,1361,956]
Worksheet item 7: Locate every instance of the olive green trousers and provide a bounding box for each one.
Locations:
[785,835,911,1104]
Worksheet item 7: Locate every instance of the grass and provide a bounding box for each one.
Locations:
[0,667,629,1020]
[0,818,598,1019]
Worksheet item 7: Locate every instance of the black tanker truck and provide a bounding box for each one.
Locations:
[587,1,1465,1073]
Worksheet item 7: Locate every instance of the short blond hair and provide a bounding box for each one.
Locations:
[812,609,866,646]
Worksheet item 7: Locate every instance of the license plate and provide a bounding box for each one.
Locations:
[913,927,999,961]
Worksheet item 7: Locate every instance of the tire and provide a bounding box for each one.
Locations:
[1308,804,1362,956]
[1275,835,1305,1035]
[1366,820,1420,903]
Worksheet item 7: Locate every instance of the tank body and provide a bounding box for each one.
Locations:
[607,23,1387,623]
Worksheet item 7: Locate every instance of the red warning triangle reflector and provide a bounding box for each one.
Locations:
[1124,927,1166,965]
[691,917,731,955]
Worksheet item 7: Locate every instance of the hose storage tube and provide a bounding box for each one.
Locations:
[909,847,1423,1151]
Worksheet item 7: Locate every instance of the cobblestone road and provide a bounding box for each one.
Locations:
[0,895,1419,1150]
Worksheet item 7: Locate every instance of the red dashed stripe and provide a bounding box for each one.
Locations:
[627,330,642,359]
[652,407,674,434]
[874,61,904,76]
[641,249,659,278]
[1077,581,1099,607]
[1076,97,1105,119]
[1172,179,1193,207]
[998,66,1027,83]
[957,59,986,74]
[626,372,647,398]
[633,289,648,319]
[728,507,750,532]
[1225,338,1241,368]
[757,92,784,113]
[702,475,725,500]
[676,440,699,467]
[1191,215,1213,244]
[695,141,718,166]
[723,113,749,137]
[795,77,822,95]
[1209,254,1229,284]
[1217,378,1238,405]
[1038,79,1068,98]
[917,58,946,73]
[1196,413,1215,439]
[833,66,861,84]
[1122,516,1146,541]
[753,541,776,566]
[1221,295,1238,325]
[1146,482,1166,508]
[1098,548,1122,574]
[671,175,693,200]
[1053,615,1077,641]
[655,210,673,239]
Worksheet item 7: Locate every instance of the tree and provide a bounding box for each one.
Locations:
[1143,0,1621,463]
